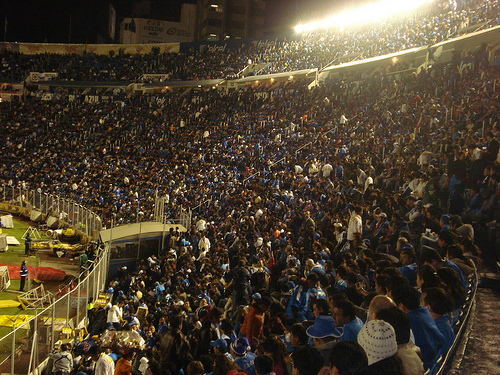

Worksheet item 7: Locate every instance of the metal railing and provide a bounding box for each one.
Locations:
[0,185,102,240]
[0,186,109,375]
[0,243,110,375]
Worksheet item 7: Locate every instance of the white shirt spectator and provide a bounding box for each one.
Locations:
[347,212,362,241]
[107,304,122,324]
[196,218,207,232]
[198,236,211,253]
[94,353,115,375]
[364,176,373,192]
[322,163,333,178]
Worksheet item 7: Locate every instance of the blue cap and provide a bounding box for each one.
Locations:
[231,337,250,356]
[441,214,450,224]
[252,293,261,300]
[210,338,228,350]
[306,316,343,339]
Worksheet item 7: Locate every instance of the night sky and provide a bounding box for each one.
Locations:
[1,0,349,44]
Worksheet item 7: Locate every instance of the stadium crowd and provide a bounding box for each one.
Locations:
[2,45,499,375]
[1,0,500,375]
[1,0,500,82]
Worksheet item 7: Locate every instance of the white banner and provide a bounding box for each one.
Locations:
[141,73,170,82]
[30,72,59,82]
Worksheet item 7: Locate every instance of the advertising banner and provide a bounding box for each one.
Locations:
[18,42,179,55]
[29,72,59,82]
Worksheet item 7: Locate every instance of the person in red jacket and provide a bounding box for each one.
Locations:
[240,296,272,348]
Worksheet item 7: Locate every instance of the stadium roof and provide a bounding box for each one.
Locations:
[321,46,427,73]
[142,79,225,89]
[234,69,317,83]
[34,80,130,88]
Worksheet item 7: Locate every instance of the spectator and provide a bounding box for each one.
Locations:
[240,296,272,347]
[231,338,257,375]
[331,299,364,341]
[357,320,405,375]
[391,285,444,369]
[290,346,323,375]
[375,307,425,375]
[87,346,115,375]
[421,287,455,355]
[329,341,368,375]
[50,343,74,375]
[305,315,343,366]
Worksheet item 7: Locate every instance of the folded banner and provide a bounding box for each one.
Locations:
[0,264,66,281]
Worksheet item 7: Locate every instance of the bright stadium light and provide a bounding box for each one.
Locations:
[295,0,434,33]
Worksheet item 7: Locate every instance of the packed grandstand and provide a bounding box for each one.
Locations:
[0,0,499,374]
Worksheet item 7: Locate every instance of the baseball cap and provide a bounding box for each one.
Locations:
[231,337,250,356]
[252,293,262,300]
[210,338,228,350]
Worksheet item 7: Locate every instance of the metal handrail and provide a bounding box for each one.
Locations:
[435,270,478,375]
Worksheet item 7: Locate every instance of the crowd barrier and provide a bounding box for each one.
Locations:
[0,185,102,240]
[432,272,478,374]
[0,243,110,375]
[0,187,110,374]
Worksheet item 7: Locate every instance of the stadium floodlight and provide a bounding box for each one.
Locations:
[295,0,434,33]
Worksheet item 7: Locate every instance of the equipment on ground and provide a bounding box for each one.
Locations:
[0,234,7,252]
[0,266,10,291]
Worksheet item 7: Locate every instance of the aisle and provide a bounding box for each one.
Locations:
[452,286,500,374]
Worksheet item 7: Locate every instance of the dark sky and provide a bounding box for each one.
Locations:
[2,0,193,43]
[1,0,349,43]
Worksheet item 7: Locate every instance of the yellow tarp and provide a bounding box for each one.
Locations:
[33,242,76,250]
[0,300,22,309]
[0,314,33,328]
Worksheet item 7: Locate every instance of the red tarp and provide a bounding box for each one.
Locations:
[0,264,66,281]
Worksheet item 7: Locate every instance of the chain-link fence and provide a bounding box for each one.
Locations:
[0,185,102,240]
[0,185,109,374]
[0,244,110,375]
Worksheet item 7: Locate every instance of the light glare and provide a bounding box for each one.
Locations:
[295,0,434,33]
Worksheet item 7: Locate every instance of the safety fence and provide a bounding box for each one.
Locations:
[0,186,109,374]
[0,243,110,375]
[0,185,102,240]
[434,271,478,375]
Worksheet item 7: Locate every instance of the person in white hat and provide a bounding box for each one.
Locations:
[357,320,405,375]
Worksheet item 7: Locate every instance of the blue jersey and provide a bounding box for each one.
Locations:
[286,285,310,322]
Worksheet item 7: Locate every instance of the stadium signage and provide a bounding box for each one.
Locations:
[252,39,278,49]
[151,96,167,106]
[141,74,170,81]
[179,39,240,53]
[202,44,227,53]
[145,26,164,32]
[35,93,125,103]
[29,72,59,82]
